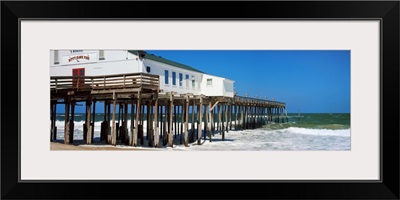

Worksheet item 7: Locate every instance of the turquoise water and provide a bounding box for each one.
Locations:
[53,113,350,150]
[265,113,350,130]
[55,113,350,130]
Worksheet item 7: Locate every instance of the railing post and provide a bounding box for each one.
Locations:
[76,78,79,90]
[123,75,126,88]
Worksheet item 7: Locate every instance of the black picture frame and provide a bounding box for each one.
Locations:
[1,1,399,199]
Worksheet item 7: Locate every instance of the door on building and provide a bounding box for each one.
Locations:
[72,68,85,88]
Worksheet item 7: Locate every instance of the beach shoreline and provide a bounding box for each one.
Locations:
[50,141,151,150]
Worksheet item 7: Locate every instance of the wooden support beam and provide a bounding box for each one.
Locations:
[244,105,248,130]
[51,101,57,141]
[86,100,92,144]
[218,105,222,133]
[70,101,75,144]
[140,104,144,145]
[251,106,255,129]
[204,103,208,141]
[269,107,272,122]
[229,103,232,131]
[83,101,88,141]
[154,97,159,147]
[91,100,96,143]
[50,101,54,141]
[285,107,289,123]
[184,96,189,147]
[180,103,184,145]
[159,105,162,143]
[167,104,170,135]
[139,106,143,144]
[277,107,280,123]
[255,106,257,127]
[129,100,134,146]
[118,102,122,140]
[240,106,244,131]
[168,94,174,147]
[120,103,124,144]
[264,107,267,124]
[196,103,200,132]
[147,102,153,147]
[262,107,264,125]
[197,96,203,145]
[180,105,184,143]
[235,105,238,130]
[134,91,141,146]
[210,100,219,111]
[64,122,70,145]
[163,105,168,146]
[253,105,255,127]
[258,107,261,126]
[111,93,117,146]
[281,107,285,123]
[266,107,269,123]
[123,102,128,145]
[260,107,265,126]
[190,101,195,143]
[252,106,256,129]
[221,104,225,141]
[54,102,57,141]
[211,106,215,136]
[100,101,105,142]
[174,105,177,138]
[208,100,212,142]
[64,98,70,144]
[225,104,229,133]
[249,105,252,129]
[107,101,111,144]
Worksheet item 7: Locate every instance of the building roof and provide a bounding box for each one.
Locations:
[128,50,203,73]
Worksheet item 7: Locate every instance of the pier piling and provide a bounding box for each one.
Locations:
[197,96,203,145]
[51,73,287,148]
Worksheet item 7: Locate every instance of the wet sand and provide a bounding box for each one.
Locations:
[50,142,148,150]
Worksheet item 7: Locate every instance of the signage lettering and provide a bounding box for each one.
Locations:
[69,55,90,62]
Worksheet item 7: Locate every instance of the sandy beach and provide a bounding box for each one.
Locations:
[50,141,149,150]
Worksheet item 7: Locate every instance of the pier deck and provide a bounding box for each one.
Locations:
[50,73,288,147]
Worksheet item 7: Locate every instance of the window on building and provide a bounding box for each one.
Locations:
[54,50,59,64]
[172,72,176,86]
[186,74,189,88]
[165,70,169,84]
[179,73,183,87]
[192,76,195,89]
[207,78,213,86]
[99,50,105,60]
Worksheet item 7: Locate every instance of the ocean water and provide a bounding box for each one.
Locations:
[53,113,350,151]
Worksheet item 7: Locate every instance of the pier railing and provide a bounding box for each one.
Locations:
[51,73,159,92]
[235,96,286,107]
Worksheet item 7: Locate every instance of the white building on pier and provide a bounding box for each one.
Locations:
[50,50,235,97]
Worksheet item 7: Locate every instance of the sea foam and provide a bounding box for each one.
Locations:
[284,127,350,137]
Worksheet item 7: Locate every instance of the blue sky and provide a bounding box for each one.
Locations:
[146,50,350,113]
[58,50,350,113]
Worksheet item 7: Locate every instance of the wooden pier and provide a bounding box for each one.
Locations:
[50,73,288,147]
